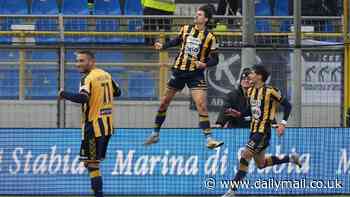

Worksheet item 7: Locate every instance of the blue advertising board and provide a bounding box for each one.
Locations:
[0,128,349,195]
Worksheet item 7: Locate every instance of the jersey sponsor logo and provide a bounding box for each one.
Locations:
[184,36,201,57]
[250,99,262,120]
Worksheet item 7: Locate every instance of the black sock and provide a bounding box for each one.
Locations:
[232,158,249,191]
[89,168,104,197]
[199,114,211,137]
[265,155,290,167]
[154,110,167,132]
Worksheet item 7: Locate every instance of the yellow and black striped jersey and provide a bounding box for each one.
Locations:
[174,25,218,71]
[79,68,116,137]
[247,85,283,133]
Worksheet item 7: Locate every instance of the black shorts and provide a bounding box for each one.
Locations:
[167,69,207,91]
[80,122,111,162]
[246,131,271,154]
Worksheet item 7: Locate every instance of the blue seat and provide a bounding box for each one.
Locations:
[124,0,142,15]
[26,68,58,99]
[31,0,58,14]
[105,67,128,98]
[94,0,121,15]
[31,0,59,43]
[93,0,122,43]
[0,36,11,44]
[274,0,289,16]
[279,20,291,32]
[0,17,22,44]
[0,0,28,43]
[28,50,58,61]
[62,0,89,15]
[0,69,19,99]
[0,50,19,60]
[0,21,11,43]
[65,50,76,61]
[123,0,144,44]
[322,21,337,42]
[274,0,290,32]
[255,0,272,32]
[323,21,335,33]
[63,19,90,43]
[128,71,156,99]
[95,19,123,43]
[0,0,28,14]
[95,51,123,62]
[65,69,81,92]
[62,0,90,43]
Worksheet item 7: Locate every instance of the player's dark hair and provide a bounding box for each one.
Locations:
[252,65,270,82]
[76,50,95,59]
[240,67,251,81]
[198,4,214,25]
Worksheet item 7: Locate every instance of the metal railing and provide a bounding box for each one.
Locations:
[0,15,345,45]
[0,15,347,128]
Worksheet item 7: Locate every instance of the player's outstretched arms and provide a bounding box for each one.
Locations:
[154,36,182,50]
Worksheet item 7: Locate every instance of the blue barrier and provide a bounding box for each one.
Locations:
[0,128,349,195]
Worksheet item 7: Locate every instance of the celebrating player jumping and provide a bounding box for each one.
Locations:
[144,5,224,149]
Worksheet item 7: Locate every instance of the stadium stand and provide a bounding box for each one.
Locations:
[25,67,58,99]
[275,0,289,16]
[128,70,156,99]
[28,50,58,61]
[94,0,121,15]
[106,67,128,98]
[124,0,143,15]
[274,0,291,32]
[0,68,19,99]
[0,50,19,98]
[0,0,28,43]
[0,49,19,60]
[94,50,123,62]
[124,0,144,43]
[62,0,89,15]
[93,0,123,43]
[0,0,28,14]
[64,49,76,61]
[25,50,58,99]
[64,49,79,92]
[31,0,59,43]
[255,0,272,32]
[62,0,90,43]
[64,68,81,92]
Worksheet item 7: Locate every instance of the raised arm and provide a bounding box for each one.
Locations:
[155,26,185,50]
